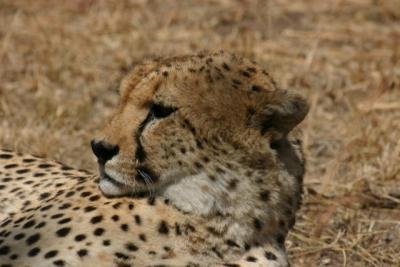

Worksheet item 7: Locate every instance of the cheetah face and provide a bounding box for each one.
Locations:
[92,52,308,197]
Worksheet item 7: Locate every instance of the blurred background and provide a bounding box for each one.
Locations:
[0,0,399,266]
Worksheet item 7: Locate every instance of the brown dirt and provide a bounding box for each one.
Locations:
[0,0,399,266]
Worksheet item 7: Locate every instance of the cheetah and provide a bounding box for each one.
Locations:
[0,51,308,267]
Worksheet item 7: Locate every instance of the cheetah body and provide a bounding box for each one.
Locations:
[0,51,308,267]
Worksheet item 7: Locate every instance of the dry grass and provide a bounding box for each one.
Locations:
[0,0,399,266]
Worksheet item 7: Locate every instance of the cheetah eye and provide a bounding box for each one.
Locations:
[150,103,177,119]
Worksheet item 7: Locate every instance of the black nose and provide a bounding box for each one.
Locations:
[91,140,119,163]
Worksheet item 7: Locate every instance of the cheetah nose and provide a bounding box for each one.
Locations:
[90,140,119,164]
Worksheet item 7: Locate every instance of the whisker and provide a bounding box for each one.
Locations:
[138,169,155,197]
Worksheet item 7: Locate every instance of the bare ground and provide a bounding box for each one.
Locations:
[0,0,399,266]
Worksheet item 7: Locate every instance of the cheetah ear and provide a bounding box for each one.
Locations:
[256,90,309,135]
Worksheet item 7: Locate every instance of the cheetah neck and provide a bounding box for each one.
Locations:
[161,172,220,216]
[159,138,304,249]
[160,167,277,246]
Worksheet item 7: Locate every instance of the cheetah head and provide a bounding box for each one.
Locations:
[92,51,308,215]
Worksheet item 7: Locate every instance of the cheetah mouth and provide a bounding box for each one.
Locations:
[97,164,132,196]
[101,171,125,187]
[98,163,159,197]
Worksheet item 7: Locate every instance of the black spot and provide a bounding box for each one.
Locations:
[175,223,182,236]
[128,204,134,210]
[89,195,100,201]
[103,240,111,246]
[13,217,25,225]
[134,215,141,225]
[65,192,75,198]
[90,215,103,224]
[125,242,138,251]
[84,206,96,212]
[26,233,40,245]
[111,215,119,222]
[112,202,121,209]
[56,227,71,237]
[253,218,263,231]
[0,231,10,237]
[246,256,257,262]
[212,247,223,259]
[0,154,12,159]
[61,165,73,171]
[74,234,86,242]
[186,224,196,233]
[139,233,146,242]
[77,249,88,257]
[196,140,204,149]
[4,164,18,169]
[53,259,65,266]
[58,203,71,210]
[265,251,277,260]
[44,250,58,258]
[162,71,169,77]
[120,224,129,232]
[276,234,285,246]
[75,186,85,191]
[247,107,256,122]
[228,179,238,189]
[14,233,25,240]
[240,70,251,77]
[225,239,240,248]
[58,218,71,225]
[27,247,40,257]
[38,163,53,169]
[93,228,105,236]
[22,219,36,229]
[194,162,203,169]
[51,213,64,219]
[158,221,169,235]
[206,226,221,236]
[202,156,210,163]
[16,169,30,174]
[35,222,46,229]
[115,252,129,260]
[147,197,156,205]
[0,246,10,255]
[80,191,91,197]
[209,175,216,181]
[251,85,263,92]
[222,63,230,71]
[259,191,270,201]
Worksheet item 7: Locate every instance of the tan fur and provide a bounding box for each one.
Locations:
[0,51,308,267]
